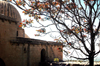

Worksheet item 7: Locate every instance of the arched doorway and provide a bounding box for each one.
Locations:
[0,58,6,66]
[41,49,46,62]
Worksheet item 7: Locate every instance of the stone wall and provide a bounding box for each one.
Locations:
[17,28,25,37]
[0,1,25,65]
[47,45,62,61]
[10,38,63,66]
[0,17,63,66]
[0,19,23,66]
[0,1,21,25]
[29,44,62,66]
[0,1,63,66]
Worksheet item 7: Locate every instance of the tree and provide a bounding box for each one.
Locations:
[7,0,100,66]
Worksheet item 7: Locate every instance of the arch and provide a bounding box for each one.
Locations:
[0,58,6,66]
[41,49,46,62]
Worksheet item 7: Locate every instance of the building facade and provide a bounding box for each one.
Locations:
[0,1,63,66]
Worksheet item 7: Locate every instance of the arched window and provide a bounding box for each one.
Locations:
[16,31,18,37]
[0,58,6,66]
[41,49,46,62]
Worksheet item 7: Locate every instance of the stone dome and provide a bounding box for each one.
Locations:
[0,1,21,24]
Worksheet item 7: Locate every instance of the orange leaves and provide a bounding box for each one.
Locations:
[70,26,82,34]
[68,42,73,46]
[34,15,41,20]
[55,2,60,7]
[84,19,87,22]
[36,2,50,10]
[22,11,25,13]
[20,23,22,24]
[84,0,94,6]
[80,34,87,38]
[52,2,56,5]
[60,30,64,32]
[36,30,42,32]
[16,0,19,3]
[54,39,59,41]
[35,28,46,36]
[54,37,64,44]
[54,37,61,42]
[7,0,12,1]
[19,25,22,27]
[19,0,21,2]
[31,1,35,4]
[60,29,71,35]
[37,2,40,6]
[68,0,70,2]
[78,7,82,10]
[19,22,22,27]
[45,2,50,6]
[38,16,41,19]
[22,9,33,15]
[82,35,87,37]
[83,28,90,33]
[29,14,31,17]
[68,43,72,45]
[52,1,60,7]
[66,3,77,10]
[84,20,87,22]
[84,28,87,32]
[60,25,88,39]
[15,0,26,6]
[34,34,40,36]
[36,28,46,33]
[19,19,33,28]
[66,5,71,10]
[73,3,77,8]
[19,23,26,28]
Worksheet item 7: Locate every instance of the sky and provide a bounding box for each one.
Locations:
[15,6,55,41]
[17,7,100,61]
[13,3,73,61]
[11,0,100,61]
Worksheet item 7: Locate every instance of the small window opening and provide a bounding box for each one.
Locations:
[16,31,18,37]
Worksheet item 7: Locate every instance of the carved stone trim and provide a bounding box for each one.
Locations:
[0,14,18,23]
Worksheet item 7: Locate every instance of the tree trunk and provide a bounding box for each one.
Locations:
[89,54,94,66]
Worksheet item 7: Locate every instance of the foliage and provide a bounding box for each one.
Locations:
[7,0,100,66]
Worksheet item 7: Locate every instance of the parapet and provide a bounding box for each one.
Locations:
[10,37,63,46]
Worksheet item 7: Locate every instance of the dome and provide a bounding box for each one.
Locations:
[0,1,21,24]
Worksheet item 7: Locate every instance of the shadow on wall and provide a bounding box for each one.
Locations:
[0,58,6,66]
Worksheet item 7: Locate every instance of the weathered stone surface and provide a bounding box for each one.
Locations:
[0,1,21,25]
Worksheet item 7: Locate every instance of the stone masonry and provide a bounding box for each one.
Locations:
[0,1,63,66]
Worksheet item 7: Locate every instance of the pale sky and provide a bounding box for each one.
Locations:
[13,1,100,61]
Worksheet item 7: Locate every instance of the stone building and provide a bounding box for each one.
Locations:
[0,1,63,66]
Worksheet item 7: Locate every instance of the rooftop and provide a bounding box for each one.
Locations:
[10,37,63,46]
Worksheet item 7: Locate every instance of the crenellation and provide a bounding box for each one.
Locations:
[0,1,21,25]
[7,3,9,16]
[4,3,6,15]
[0,3,4,15]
